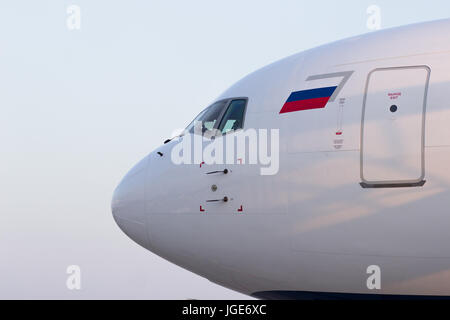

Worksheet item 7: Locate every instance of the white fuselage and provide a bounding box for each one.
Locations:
[112,19,450,299]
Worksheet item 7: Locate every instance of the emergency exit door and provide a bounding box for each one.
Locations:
[360,66,430,188]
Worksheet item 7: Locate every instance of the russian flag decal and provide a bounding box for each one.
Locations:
[279,86,338,114]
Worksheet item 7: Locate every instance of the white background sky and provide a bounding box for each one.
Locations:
[1,0,449,299]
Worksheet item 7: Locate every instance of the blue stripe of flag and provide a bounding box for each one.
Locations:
[286,86,338,103]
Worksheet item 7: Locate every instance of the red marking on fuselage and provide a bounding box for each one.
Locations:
[388,92,402,100]
[279,97,331,114]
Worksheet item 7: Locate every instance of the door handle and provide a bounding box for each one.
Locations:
[206,196,229,203]
[205,169,229,175]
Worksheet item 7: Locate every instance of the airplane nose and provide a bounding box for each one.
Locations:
[111,156,150,249]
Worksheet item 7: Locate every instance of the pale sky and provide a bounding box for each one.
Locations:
[1,0,449,299]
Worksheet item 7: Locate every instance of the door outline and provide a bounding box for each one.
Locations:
[360,65,431,188]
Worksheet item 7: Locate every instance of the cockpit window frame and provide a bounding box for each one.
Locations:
[216,97,248,135]
[185,97,248,137]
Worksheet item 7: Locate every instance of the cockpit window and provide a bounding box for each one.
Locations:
[184,98,247,136]
[218,99,247,134]
[185,100,227,135]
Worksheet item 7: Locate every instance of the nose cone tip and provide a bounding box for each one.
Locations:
[111,156,150,249]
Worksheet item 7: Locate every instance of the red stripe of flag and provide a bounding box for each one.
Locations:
[279,97,331,114]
